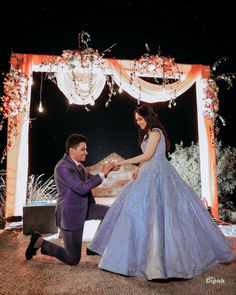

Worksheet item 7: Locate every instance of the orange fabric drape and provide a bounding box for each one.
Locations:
[204,117,219,218]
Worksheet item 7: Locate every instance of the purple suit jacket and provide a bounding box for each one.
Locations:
[54,153,103,231]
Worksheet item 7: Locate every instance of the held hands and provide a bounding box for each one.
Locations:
[111,160,126,171]
[101,160,126,176]
[116,160,126,168]
[102,161,116,177]
[101,159,138,180]
[101,159,138,179]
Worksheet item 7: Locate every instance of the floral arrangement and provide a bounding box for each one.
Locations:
[203,78,220,118]
[202,57,235,133]
[0,68,29,158]
[41,48,105,71]
[202,78,227,136]
[136,51,183,82]
[41,31,113,72]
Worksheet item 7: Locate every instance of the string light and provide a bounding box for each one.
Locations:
[38,101,43,112]
[38,72,44,113]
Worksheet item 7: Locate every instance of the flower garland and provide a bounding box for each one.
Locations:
[0,68,29,160]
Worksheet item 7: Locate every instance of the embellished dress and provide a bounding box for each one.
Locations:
[88,129,234,280]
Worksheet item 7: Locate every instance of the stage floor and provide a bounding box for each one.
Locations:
[0,229,235,295]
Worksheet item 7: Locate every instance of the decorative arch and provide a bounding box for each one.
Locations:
[4,53,218,218]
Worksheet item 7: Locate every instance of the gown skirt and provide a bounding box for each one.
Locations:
[89,131,234,280]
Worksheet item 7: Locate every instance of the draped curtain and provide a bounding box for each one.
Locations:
[55,59,202,105]
[55,69,106,105]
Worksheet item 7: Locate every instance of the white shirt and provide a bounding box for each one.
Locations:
[71,158,105,181]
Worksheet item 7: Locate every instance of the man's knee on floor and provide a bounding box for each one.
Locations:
[67,256,81,266]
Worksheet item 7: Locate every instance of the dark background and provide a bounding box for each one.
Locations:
[0,1,235,178]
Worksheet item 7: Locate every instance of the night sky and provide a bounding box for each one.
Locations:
[0,1,235,178]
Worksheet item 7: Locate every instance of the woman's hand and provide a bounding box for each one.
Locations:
[132,167,139,180]
[102,161,115,176]
[116,160,126,167]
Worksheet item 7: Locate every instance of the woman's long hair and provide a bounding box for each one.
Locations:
[134,104,171,152]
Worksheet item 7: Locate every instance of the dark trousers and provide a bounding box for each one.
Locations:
[41,203,109,265]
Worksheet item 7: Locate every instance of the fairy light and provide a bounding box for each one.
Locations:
[38,101,43,113]
[38,72,44,113]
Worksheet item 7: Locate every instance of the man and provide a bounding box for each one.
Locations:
[25,133,114,265]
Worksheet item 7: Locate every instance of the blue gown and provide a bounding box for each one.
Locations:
[89,128,234,280]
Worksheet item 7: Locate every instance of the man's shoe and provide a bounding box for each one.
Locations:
[86,248,99,256]
[25,232,42,260]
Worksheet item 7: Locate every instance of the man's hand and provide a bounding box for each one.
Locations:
[101,161,115,177]
[112,161,120,171]
[116,160,126,167]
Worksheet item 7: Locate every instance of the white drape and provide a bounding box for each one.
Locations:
[55,68,106,105]
[55,59,201,105]
[107,60,201,103]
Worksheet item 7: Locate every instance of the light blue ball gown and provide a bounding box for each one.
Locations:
[89,128,234,280]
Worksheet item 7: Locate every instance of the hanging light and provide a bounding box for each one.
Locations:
[38,72,44,113]
[38,101,43,112]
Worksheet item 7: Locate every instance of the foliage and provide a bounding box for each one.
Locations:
[26,174,58,204]
[169,142,201,196]
[215,141,236,199]
[169,140,236,221]
[215,141,236,221]
[0,173,58,228]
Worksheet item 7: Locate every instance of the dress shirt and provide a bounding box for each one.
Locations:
[71,158,105,181]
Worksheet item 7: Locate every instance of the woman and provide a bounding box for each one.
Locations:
[88,104,234,280]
